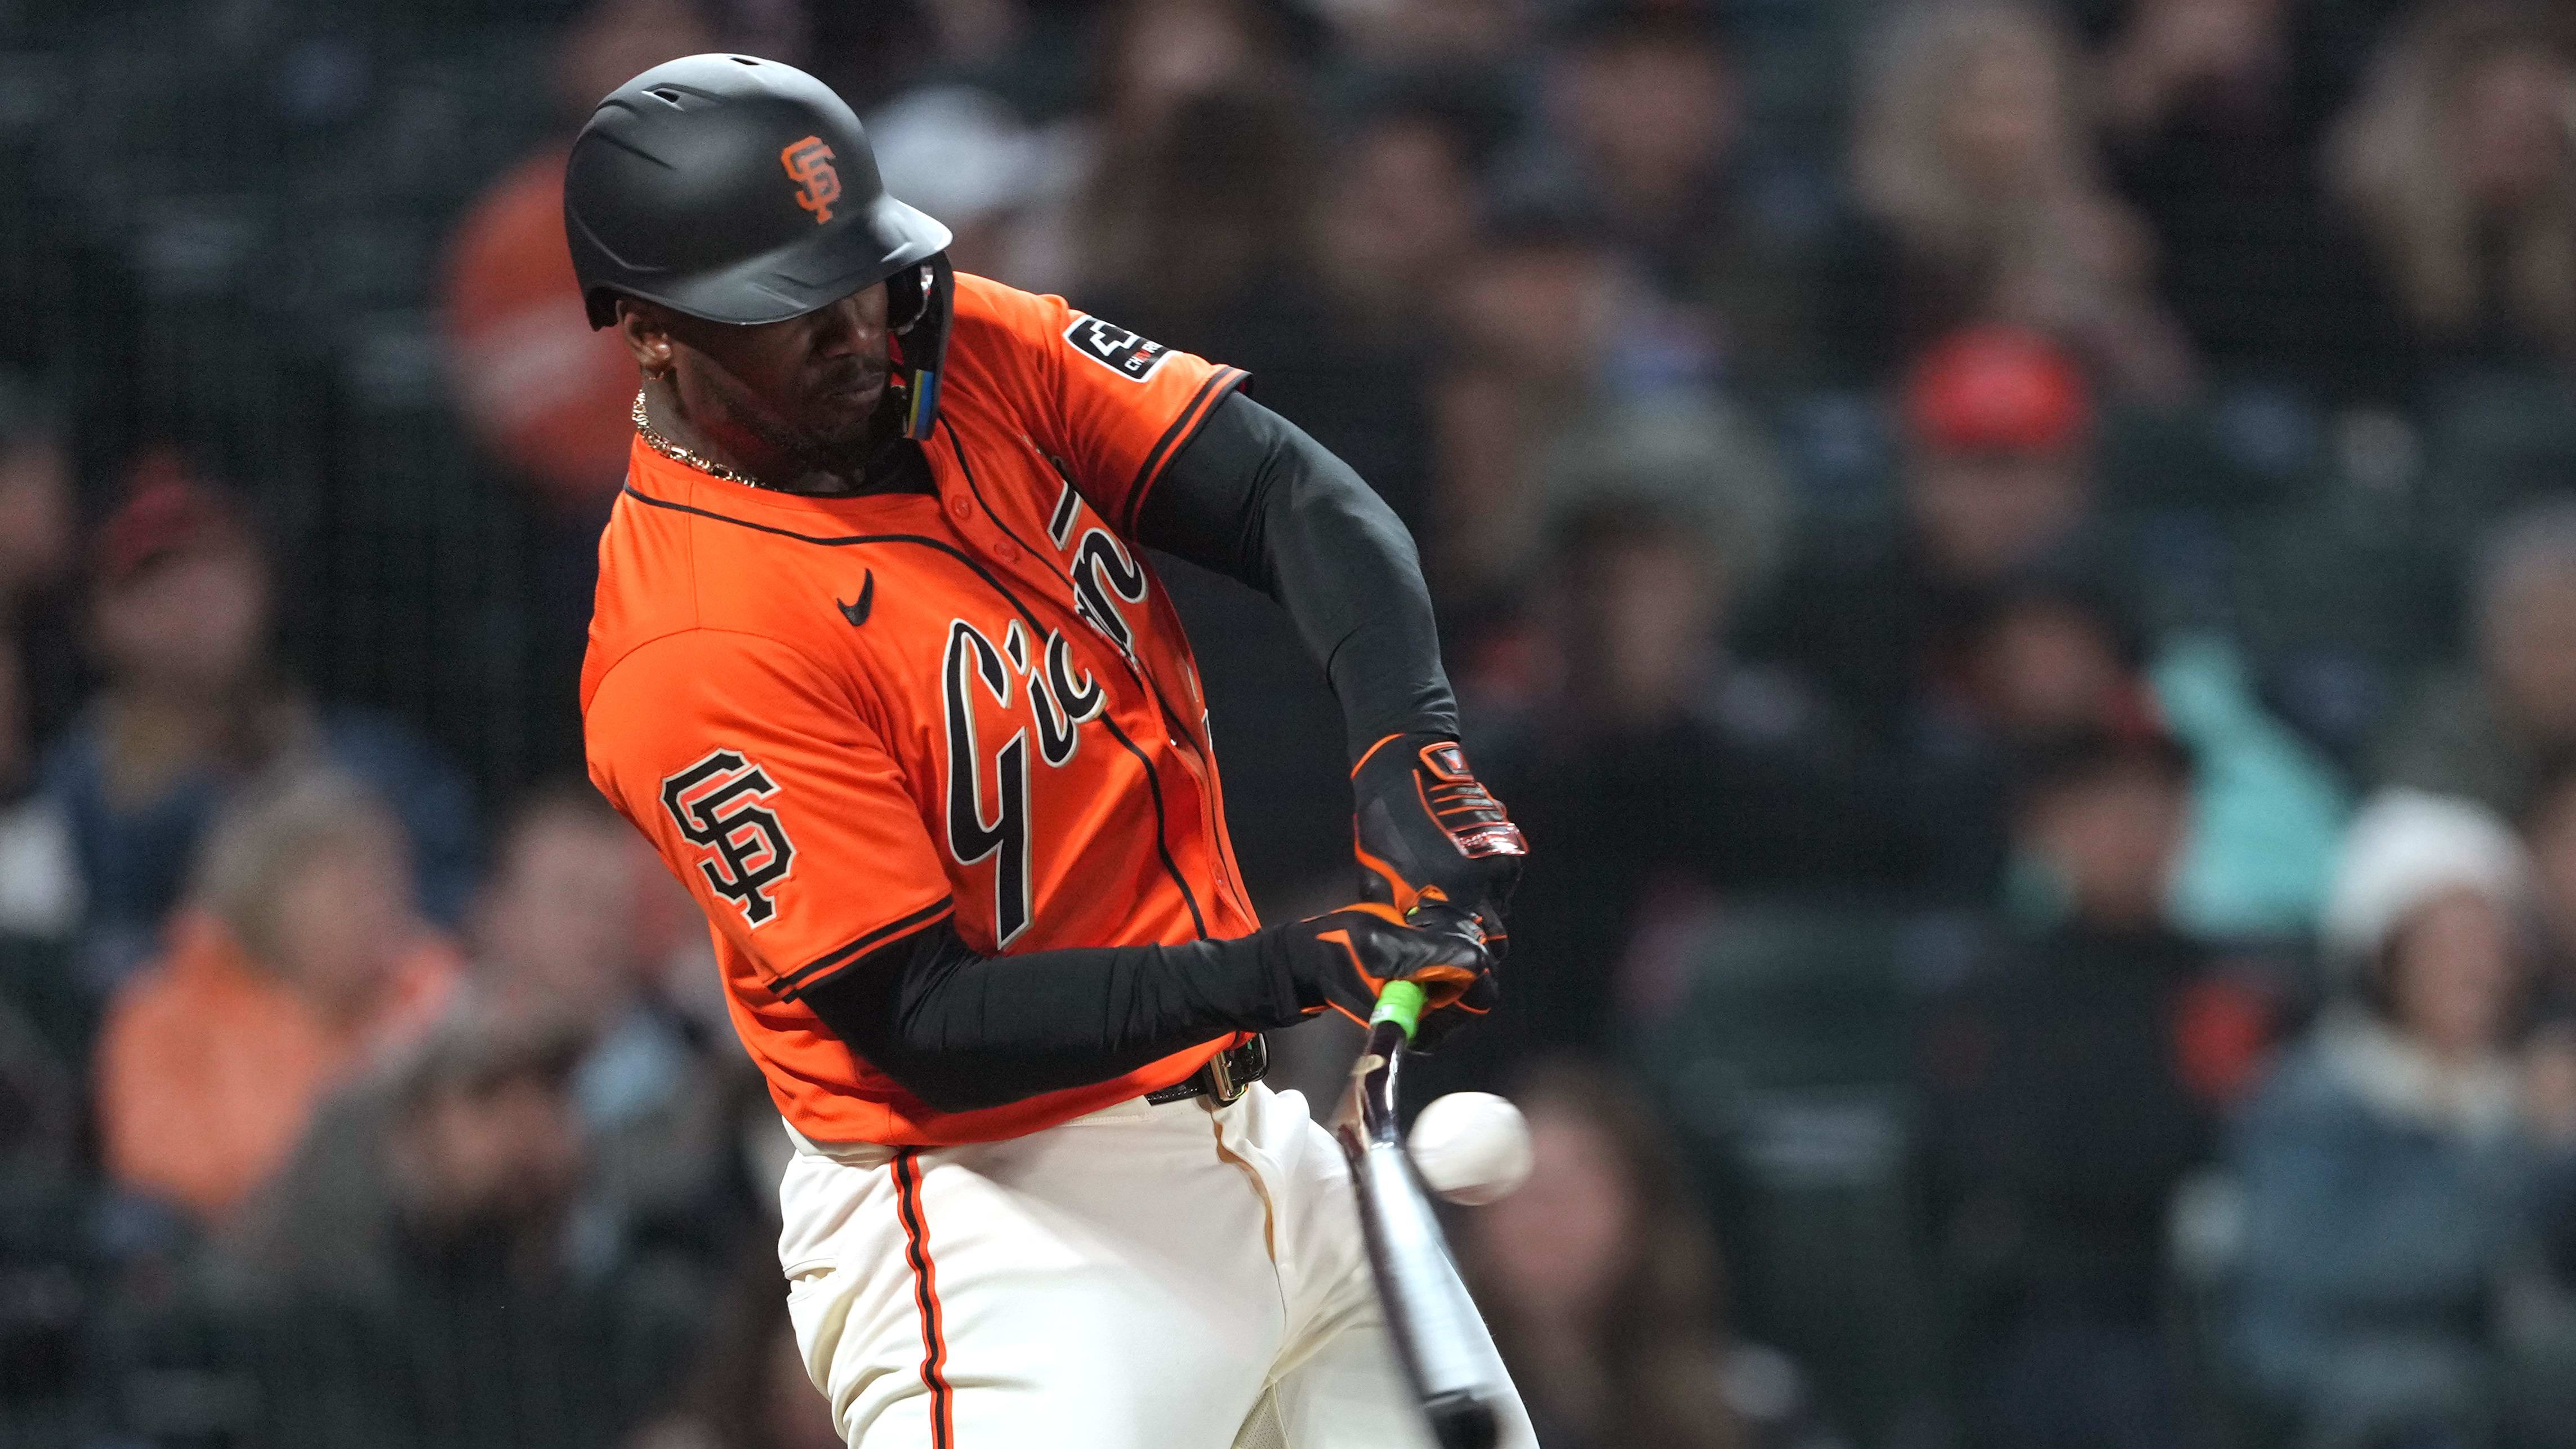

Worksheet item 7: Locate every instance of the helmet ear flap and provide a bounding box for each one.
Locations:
[888,262,933,335]
[893,254,953,441]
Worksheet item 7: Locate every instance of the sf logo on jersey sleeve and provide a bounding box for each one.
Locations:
[661,749,797,926]
[1064,316,1170,382]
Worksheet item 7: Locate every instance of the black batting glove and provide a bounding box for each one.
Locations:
[1352,732,1527,952]
[1400,903,1499,1056]
[1289,900,1496,1033]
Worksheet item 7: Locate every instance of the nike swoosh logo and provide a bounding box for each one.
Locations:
[836,570,874,626]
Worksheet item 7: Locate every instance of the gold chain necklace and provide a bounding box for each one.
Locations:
[631,389,769,490]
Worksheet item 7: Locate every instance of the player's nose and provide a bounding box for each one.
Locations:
[809,290,883,359]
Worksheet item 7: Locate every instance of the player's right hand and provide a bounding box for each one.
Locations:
[1291,899,1496,1035]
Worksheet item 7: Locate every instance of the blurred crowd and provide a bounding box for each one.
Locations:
[2,0,2575,1444]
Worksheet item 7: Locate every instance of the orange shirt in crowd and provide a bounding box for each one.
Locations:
[95,912,460,1221]
[444,145,640,509]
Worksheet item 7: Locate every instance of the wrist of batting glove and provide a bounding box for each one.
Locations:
[1351,732,1527,946]
[1287,900,1496,1031]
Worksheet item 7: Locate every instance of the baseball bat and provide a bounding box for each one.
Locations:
[1332,975,1504,1449]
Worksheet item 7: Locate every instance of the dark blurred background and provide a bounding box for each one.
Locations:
[3,0,2576,1445]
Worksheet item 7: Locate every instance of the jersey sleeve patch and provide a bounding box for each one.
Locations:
[1063,315,1172,383]
[660,748,796,927]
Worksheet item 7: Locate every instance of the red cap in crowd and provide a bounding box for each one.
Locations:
[1902,326,2093,454]
[93,450,254,588]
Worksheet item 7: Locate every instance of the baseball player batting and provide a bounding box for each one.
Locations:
[570,55,1535,1448]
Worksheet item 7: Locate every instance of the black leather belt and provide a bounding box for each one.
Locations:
[1146,1035,1268,1106]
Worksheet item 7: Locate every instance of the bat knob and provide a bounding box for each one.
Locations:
[1423,1393,1499,1449]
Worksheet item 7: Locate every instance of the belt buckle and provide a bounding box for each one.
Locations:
[1204,1035,1264,1106]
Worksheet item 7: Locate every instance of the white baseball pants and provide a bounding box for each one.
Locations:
[775,1081,1537,1448]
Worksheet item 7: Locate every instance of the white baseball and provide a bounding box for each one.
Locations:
[1405,1091,1534,1206]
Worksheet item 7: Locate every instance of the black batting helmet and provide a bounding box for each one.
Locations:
[565,55,957,437]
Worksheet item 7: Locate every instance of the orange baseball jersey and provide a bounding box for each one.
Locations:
[582,273,1262,1146]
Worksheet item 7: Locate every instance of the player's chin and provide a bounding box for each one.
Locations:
[801,383,886,445]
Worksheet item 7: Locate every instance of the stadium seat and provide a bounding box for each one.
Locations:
[1635,900,1976,1441]
[2418,369,2576,557]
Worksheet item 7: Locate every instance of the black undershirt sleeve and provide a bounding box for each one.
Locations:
[796,918,1326,1112]
[1138,391,1459,754]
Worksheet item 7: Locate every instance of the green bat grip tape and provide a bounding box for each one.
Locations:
[1371,979,1427,1041]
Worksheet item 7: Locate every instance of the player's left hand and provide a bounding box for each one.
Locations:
[1400,901,1498,1055]
[1294,899,1495,1033]
[1351,732,1527,952]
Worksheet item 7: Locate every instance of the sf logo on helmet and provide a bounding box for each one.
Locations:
[779,135,839,224]
[661,749,797,925]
